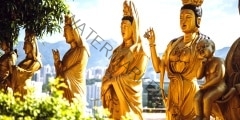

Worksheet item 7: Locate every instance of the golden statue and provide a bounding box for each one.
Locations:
[207,2,240,119]
[11,30,42,96]
[193,39,226,120]
[101,1,149,119]
[213,37,240,120]
[0,40,17,92]
[144,2,214,119]
[52,15,90,103]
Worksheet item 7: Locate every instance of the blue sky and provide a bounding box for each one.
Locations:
[18,0,240,53]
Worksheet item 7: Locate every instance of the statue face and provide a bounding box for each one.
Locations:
[23,42,33,54]
[121,20,133,41]
[180,9,198,33]
[197,40,213,59]
[64,26,74,43]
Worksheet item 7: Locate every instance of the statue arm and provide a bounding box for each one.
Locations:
[145,28,162,73]
[52,49,62,77]
[202,61,225,89]
[28,61,41,72]
[149,44,162,73]
[196,60,206,79]
[12,65,33,76]
[54,61,62,77]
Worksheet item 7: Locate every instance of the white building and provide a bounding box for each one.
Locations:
[86,82,102,108]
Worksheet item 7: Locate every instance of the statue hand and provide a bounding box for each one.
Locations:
[199,84,207,90]
[222,87,236,101]
[52,49,60,63]
[144,27,155,44]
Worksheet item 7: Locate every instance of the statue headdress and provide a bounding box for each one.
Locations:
[121,0,150,57]
[64,15,90,57]
[122,0,140,45]
[182,0,203,6]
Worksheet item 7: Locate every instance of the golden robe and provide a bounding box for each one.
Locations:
[218,37,240,120]
[11,58,41,96]
[102,44,148,120]
[163,34,209,120]
[56,46,88,102]
[0,51,17,92]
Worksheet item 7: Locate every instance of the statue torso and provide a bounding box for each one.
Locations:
[169,38,194,73]
[109,47,134,73]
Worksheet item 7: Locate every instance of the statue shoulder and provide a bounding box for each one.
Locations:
[225,37,240,75]
[168,36,182,46]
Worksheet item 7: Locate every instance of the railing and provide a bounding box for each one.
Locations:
[143,108,166,113]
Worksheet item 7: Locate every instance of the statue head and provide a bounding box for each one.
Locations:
[196,39,215,59]
[180,4,202,33]
[63,14,90,56]
[64,15,83,47]
[121,0,140,45]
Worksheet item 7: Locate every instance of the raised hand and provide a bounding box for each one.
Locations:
[144,27,155,45]
[52,49,60,63]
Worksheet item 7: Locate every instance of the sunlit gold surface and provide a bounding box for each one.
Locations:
[101,1,148,119]
[0,41,17,92]
[193,39,226,120]
[215,37,240,120]
[52,15,89,103]
[11,31,42,96]
[144,4,214,120]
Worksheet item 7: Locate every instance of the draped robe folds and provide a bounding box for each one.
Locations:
[163,34,208,120]
[56,46,88,103]
[11,59,41,96]
[219,37,240,120]
[0,52,17,91]
[102,44,148,120]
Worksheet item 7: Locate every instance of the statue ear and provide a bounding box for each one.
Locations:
[196,17,201,27]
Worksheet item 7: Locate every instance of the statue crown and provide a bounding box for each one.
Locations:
[182,0,203,6]
[24,31,35,43]
[123,0,132,16]
[65,15,72,26]
[122,0,138,24]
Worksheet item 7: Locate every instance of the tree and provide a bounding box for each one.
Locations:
[0,0,69,50]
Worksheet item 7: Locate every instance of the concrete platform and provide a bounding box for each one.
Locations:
[142,113,166,120]
[142,113,216,120]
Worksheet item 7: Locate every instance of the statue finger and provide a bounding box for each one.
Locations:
[52,49,55,53]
